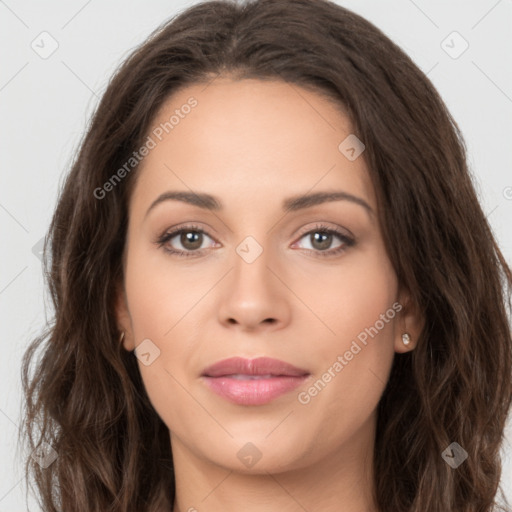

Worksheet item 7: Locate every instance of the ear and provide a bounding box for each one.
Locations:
[114,281,136,352]
[394,287,424,353]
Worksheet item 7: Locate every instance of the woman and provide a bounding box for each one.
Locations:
[20,0,512,510]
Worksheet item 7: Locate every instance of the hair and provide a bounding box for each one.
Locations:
[19,0,512,510]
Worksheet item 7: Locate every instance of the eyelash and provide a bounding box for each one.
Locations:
[155,223,355,259]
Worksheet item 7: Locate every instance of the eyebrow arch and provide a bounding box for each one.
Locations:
[283,191,373,217]
[145,190,374,218]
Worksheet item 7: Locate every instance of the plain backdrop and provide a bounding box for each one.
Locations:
[1,0,511,510]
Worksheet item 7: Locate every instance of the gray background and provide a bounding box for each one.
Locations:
[1,0,511,509]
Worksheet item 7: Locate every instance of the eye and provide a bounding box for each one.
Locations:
[156,224,217,258]
[292,223,355,257]
[155,223,355,258]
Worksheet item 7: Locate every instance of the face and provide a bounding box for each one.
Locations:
[116,77,421,475]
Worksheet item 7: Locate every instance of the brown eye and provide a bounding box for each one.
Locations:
[178,230,204,251]
[156,225,217,257]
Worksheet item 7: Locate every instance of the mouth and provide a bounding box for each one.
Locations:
[201,356,310,406]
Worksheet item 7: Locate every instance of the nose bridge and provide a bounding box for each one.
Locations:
[232,233,274,292]
[235,234,266,266]
[216,230,289,330]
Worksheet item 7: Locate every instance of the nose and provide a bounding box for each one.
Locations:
[217,245,291,333]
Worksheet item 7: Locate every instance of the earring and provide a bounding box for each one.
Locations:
[402,333,411,346]
[119,331,125,344]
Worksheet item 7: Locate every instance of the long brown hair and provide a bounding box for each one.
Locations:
[20,0,512,510]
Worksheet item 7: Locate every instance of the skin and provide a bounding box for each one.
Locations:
[116,77,424,512]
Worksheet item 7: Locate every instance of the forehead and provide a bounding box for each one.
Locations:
[130,78,375,217]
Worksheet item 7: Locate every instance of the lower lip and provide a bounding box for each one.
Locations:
[202,375,309,405]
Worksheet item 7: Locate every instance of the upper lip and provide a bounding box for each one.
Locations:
[201,357,309,377]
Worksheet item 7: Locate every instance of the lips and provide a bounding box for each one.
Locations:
[202,356,309,378]
[201,357,310,405]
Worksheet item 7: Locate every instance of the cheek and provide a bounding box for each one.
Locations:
[124,239,209,341]
[295,246,398,431]
[293,238,398,354]
[123,241,212,424]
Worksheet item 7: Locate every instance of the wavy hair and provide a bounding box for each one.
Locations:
[20,0,512,510]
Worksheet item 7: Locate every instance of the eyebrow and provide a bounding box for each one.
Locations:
[145,190,374,218]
